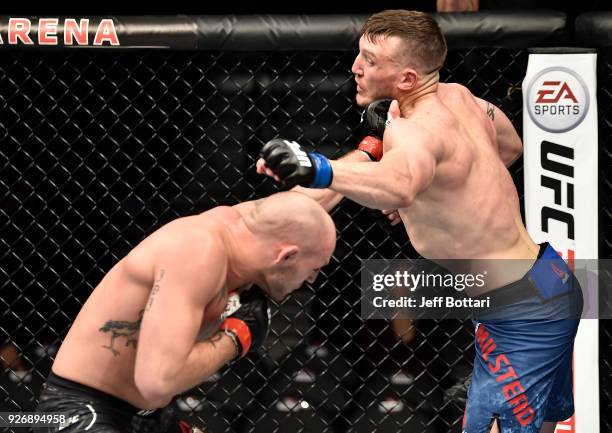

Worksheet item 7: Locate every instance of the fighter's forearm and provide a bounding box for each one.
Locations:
[290,186,343,213]
[177,332,237,392]
[143,332,237,401]
[292,150,371,212]
[328,160,413,210]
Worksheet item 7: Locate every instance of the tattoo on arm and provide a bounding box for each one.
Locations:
[208,331,239,359]
[208,332,225,349]
[486,102,495,121]
[145,269,165,311]
[99,310,144,356]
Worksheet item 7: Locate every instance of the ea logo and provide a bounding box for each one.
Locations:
[526,67,589,133]
[535,81,577,104]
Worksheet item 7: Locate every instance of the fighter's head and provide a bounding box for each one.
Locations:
[244,192,336,301]
[352,10,447,106]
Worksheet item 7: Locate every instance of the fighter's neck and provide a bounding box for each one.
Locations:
[224,250,259,292]
[397,71,440,117]
[222,213,265,291]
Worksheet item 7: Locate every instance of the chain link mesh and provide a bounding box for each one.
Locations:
[0,47,607,432]
[597,47,612,433]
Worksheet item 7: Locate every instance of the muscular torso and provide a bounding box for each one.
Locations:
[391,84,539,290]
[52,208,237,408]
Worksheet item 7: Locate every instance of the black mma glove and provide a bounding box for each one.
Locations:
[357,99,392,161]
[260,138,333,189]
[220,287,270,358]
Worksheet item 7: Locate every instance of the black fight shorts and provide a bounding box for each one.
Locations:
[33,371,199,433]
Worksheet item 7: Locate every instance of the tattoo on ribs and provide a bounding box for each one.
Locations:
[145,269,165,311]
[486,102,495,121]
[99,310,144,356]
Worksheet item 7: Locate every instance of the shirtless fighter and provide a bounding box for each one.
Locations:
[257,10,583,433]
[34,191,336,432]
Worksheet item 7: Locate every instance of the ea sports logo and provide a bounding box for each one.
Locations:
[526,67,589,133]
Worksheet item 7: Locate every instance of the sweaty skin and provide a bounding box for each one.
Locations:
[258,33,535,293]
[328,84,539,291]
[390,85,530,263]
[53,208,237,409]
[340,83,533,258]
[261,28,552,433]
[52,193,336,410]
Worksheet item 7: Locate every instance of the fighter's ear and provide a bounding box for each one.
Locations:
[274,245,299,265]
[398,67,418,91]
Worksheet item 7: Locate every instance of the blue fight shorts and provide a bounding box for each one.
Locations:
[463,243,583,433]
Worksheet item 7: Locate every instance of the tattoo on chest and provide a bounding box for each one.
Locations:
[99,310,144,356]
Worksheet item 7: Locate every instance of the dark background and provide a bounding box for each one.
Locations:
[0,1,607,16]
[1,6,610,433]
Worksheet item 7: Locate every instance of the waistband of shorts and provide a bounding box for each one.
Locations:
[471,243,549,306]
[46,371,152,416]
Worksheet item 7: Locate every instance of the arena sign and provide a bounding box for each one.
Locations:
[0,18,119,46]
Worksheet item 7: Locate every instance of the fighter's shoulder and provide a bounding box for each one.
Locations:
[387,117,434,142]
[385,119,442,160]
[438,82,474,99]
[154,216,227,263]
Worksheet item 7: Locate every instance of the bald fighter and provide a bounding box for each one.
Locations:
[258,10,582,433]
[34,192,336,433]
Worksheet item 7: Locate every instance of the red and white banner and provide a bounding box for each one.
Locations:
[522,51,599,433]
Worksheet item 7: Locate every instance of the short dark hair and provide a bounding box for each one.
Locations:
[361,10,447,74]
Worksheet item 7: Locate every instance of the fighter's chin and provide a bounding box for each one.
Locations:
[271,283,303,302]
[271,291,291,303]
[355,93,370,108]
[270,292,285,302]
[264,285,286,302]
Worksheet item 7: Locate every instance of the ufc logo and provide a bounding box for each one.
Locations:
[285,140,312,167]
[540,140,574,240]
[535,81,578,104]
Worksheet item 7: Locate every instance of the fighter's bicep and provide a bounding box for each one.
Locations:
[139,269,203,350]
[138,239,225,360]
